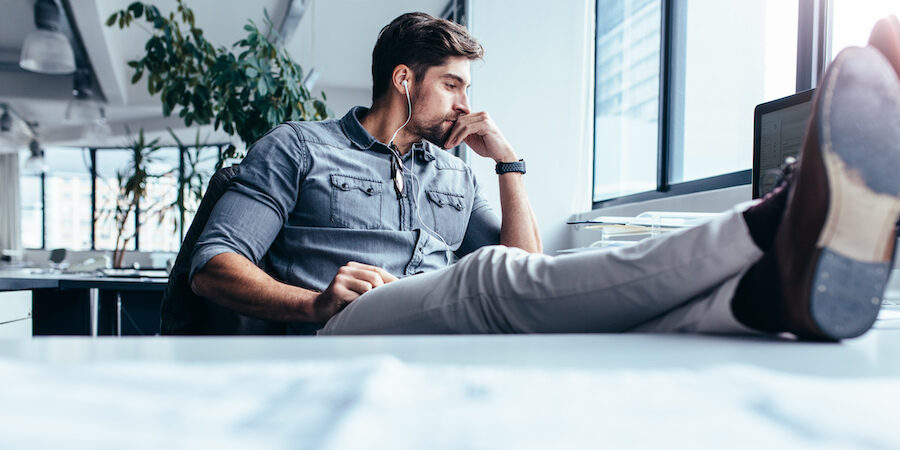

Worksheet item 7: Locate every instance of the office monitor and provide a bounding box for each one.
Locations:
[752,89,815,199]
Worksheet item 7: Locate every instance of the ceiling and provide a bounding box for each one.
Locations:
[0,0,448,149]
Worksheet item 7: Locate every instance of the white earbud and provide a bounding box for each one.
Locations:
[389,79,412,148]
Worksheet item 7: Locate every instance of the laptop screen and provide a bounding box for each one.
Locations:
[752,89,815,198]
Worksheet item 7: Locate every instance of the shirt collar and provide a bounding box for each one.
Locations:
[340,106,436,162]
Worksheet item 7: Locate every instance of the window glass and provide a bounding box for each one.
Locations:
[181,146,221,234]
[831,1,900,60]
[43,148,92,250]
[18,149,42,249]
[140,147,181,251]
[593,0,661,201]
[95,149,136,251]
[673,0,798,183]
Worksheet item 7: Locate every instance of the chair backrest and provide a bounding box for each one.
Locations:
[49,248,66,265]
[159,164,286,335]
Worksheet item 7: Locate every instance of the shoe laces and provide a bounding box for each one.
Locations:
[765,156,797,191]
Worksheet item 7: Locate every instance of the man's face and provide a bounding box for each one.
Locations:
[407,56,472,148]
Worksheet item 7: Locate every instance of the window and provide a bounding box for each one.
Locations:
[43,148,93,250]
[95,148,137,251]
[831,0,900,60]
[181,145,222,234]
[671,0,798,183]
[18,150,42,249]
[593,0,661,200]
[22,144,224,251]
[140,147,181,252]
[592,0,856,206]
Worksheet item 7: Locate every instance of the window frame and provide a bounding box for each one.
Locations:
[24,144,227,251]
[592,0,832,209]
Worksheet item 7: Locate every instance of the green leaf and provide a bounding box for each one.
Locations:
[105,13,118,27]
[127,2,144,18]
[257,77,267,96]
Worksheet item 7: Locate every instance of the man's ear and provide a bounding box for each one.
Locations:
[392,64,412,94]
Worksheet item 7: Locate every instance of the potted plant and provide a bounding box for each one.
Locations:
[107,0,330,158]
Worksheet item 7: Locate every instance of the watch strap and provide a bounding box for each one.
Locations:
[495,159,526,175]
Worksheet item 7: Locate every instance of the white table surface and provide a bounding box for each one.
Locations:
[0,329,898,376]
[3,330,900,449]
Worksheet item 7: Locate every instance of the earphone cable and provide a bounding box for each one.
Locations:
[389,82,452,265]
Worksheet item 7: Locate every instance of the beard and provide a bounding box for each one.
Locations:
[412,118,454,148]
[408,90,456,148]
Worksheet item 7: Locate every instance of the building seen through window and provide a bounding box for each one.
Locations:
[594,0,661,201]
[20,145,222,252]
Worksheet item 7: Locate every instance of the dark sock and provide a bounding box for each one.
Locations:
[730,251,783,332]
[742,184,790,251]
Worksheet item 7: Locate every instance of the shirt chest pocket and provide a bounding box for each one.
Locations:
[330,174,383,230]
[425,190,467,246]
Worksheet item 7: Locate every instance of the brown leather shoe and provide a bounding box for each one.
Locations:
[774,46,900,341]
[869,15,900,79]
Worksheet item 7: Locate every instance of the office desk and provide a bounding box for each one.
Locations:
[0,270,167,336]
[1,331,899,448]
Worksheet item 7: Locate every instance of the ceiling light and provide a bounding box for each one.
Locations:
[65,69,102,123]
[24,139,47,174]
[19,0,76,75]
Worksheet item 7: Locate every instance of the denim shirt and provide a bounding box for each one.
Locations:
[190,106,501,301]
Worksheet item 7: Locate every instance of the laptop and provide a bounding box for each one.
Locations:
[752,89,815,199]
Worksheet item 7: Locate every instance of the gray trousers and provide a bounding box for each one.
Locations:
[318,209,762,335]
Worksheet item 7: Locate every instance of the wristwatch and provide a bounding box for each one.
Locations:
[495,159,526,175]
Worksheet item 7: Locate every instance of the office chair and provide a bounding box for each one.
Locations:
[159,165,287,335]
[48,248,66,270]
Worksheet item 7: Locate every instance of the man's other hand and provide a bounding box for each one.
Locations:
[444,111,517,162]
[313,262,398,322]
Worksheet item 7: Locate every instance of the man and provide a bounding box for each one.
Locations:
[191,13,900,341]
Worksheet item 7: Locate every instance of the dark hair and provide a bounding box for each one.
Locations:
[371,12,483,102]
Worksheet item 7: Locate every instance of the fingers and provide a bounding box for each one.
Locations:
[335,274,376,295]
[374,267,399,283]
[345,261,397,286]
[317,262,397,321]
[445,112,488,149]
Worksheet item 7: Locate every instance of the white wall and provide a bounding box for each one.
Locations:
[468,0,596,253]
[318,86,371,118]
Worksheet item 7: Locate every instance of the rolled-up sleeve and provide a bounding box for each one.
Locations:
[189,124,308,282]
[455,173,501,257]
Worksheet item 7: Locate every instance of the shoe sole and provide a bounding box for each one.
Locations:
[811,47,900,340]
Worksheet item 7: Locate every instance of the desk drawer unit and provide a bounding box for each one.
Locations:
[0,291,32,337]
